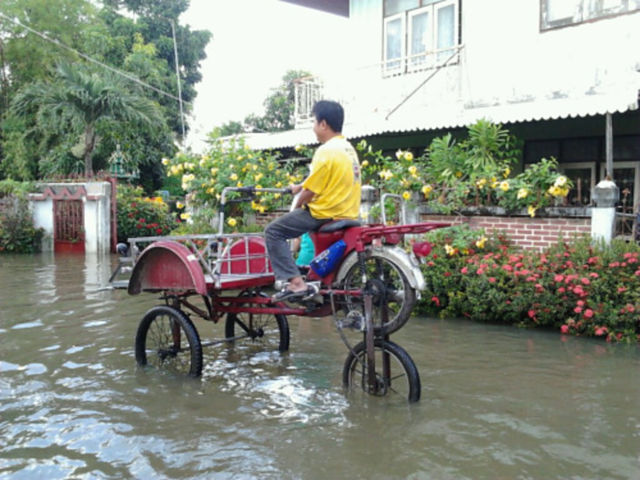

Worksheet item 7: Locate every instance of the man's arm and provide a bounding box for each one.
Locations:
[294,188,315,208]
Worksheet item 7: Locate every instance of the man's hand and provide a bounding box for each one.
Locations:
[290,184,302,195]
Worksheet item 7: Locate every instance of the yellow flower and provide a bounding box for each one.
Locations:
[230,173,238,181]
[503,167,510,178]
[362,160,369,167]
[517,188,529,199]
[444,244,456,256]
[421,184,433,196]
[258,206,266,213]
[404,151,414,162]
[548,185,562,196]
[210,167,218,175]
[475,236,488,249]
[408,165,417,175]
[227,217,237,227]
[274,193,281,199]
[180,212,191,220]
[554,175,568,187]
[527,205,537,217]
[237,181,243,187]
[395,149,403,160]
[294,144,303,152]
[402,191,411,200]
[254,172,263,182]
[499,181,509,192]
[169,165,180,176]
[161,158,169,165]
[476,178,487,188]
[455,171,463,178]
[176,201,184,209]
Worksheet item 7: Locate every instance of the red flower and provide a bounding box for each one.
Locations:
[560,325,570,334]
[528,310,536,318]
[594,326,607,336]
[583,309,594,319]
[461,267,468,274]
[443,272,451,277]
[617,286,627,293]
[574,306,582,314]
[580,277,590,285]
[488,277,496,283]
[554,274,564,282]
[431,296,440,307]
[156,228,163,234]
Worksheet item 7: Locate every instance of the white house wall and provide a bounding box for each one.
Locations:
[323,0,640,132]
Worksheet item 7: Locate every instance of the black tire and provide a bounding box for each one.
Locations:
[224,292,290,353]
[342,339,421,403]
[135,305,203,377]
[341,251,416,336]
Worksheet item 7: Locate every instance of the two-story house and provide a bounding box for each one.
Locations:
[247,0,640,218]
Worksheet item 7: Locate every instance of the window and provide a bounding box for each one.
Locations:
[541,0,640,30]
[383,0,459,75]
[294,76,323,127]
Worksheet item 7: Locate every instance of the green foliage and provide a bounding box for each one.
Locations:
[0,0,210,184]
[356,120,571,216]
[11,62,164,177]
[419,230,640,343]
[116,184,178,241]
[0,192,44,253]
[163,136,306,232]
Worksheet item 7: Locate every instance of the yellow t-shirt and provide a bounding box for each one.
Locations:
[302,135,361,219]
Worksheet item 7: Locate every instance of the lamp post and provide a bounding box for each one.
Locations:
[591,178,619,245]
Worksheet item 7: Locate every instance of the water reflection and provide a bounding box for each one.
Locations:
[1,254,639,479]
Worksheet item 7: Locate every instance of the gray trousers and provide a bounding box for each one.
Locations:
[264,208,329,281]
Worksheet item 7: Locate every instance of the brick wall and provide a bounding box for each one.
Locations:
[255,208,591,251]
[420,213,591,250]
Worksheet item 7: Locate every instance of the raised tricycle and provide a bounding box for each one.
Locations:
[110,186,449,402]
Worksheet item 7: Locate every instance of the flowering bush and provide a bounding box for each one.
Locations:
[356,120,571,216]
[419,229,640,343]
[163,136,305,231]
[116,185,178,242]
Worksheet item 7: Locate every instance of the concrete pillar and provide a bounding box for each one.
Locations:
[591,179,619,244]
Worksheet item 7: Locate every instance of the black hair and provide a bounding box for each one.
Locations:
[311,100,344,133]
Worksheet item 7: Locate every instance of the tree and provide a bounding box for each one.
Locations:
[11,62,164,176]
[243,70,311,133]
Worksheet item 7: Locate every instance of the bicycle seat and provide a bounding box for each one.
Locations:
[318,219,361,233]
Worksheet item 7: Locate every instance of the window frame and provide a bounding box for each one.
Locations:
[540,0,640,31]
[383,12,407,75]
[383,0,459,76]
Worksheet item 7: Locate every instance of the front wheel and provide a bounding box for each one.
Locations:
[341,251,416,336]
[342,339,421,403]
[135,305,203,377]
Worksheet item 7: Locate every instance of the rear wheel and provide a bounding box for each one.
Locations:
[341,252,416,336]
[342,339,421,403]
[135,305,203,376]
[224,291,290,353]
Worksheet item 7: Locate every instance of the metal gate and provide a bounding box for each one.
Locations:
[54,199,84,253]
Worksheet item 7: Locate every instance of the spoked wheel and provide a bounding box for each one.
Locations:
[341,251,416,336]
[224,291,290,352]
[135,305,203,377]
[342,339,421,403]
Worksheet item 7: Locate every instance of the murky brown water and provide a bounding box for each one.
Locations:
[1,253,639,479]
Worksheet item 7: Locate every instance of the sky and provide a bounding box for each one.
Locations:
[179,0,349,152]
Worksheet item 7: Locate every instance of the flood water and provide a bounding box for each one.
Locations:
[1,253,639,479]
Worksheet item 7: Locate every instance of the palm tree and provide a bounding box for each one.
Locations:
[11,62,163,176]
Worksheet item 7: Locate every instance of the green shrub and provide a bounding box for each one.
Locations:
[419,230,640,343]
[0,195,44,253]
[116,184,178,242]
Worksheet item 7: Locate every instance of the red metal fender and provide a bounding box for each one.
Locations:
[128,241,207,295]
